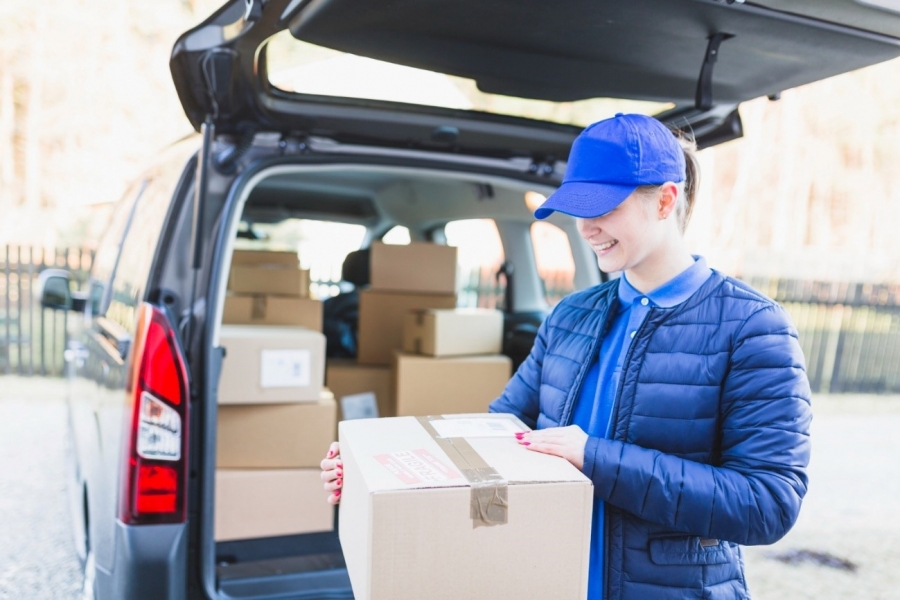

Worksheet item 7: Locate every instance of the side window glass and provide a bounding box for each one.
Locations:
[235,219,367,299]
[530,221,576,307]
[444,219,505,308]
[88,181,146,316]
[381,226,411,245]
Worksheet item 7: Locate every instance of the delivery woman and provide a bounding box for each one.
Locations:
[321,113,812,600]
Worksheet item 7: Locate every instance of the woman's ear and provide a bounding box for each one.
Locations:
[657,183,679,220]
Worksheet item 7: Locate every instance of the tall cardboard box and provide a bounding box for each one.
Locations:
[215,469,333,541]
[402,308,503,357]
[357,290,456,365]
[231,249,298,267]
[326,360,394,419]
[228,265,310,297]
[218,325,325,404]
[216,390,337,468]
[393,352,512,416]
[369,242,458,295]
[338,414,592,600]
[223,294,323,330]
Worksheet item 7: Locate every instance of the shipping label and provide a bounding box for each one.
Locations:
[259,349,311,388]
[374,449,463,485]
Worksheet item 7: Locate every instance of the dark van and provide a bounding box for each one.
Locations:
[46,0,900,598]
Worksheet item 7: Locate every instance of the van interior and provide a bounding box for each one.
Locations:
[208,163,600,597]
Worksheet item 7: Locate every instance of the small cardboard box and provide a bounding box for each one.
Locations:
[369,242,458,295]
[218,325,325,404]
[215,469,333,541]
[338,414,592,600]
[393,352,512,416]
[326,359,394,419]
[231,249,298,267]
[223,294,323,330]
[402,308,503,357]
[357,290,456,365]
[216,390,336,468]
[228,265,310,297]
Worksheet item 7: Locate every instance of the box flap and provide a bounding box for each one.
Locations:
[340,414,589,494]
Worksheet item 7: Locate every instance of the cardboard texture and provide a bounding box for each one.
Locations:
[215,469,333,541]
[369,241,458,294]
[223,294,323,330]
[216,390,337,468]
[326,360,395,419]
[393,352,512,416]
[228,265,310,297]
[338,414,592,600]
[357,290,456,365]
[231,249,299,267]
[218,325,325,404]
[401,308,503,357]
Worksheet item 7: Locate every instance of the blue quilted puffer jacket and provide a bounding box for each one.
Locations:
[489,271,812,600]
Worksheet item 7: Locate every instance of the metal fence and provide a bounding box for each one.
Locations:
[0,245,94,377]
[2,247,899,393]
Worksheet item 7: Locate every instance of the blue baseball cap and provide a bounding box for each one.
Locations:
[534,113,685,219]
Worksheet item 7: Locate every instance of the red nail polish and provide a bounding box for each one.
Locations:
[335,489,341,496]
[515,433,524,439]
[328,450,334,458]
[523,441,531,446]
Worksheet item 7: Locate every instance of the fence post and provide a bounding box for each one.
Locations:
[3,244,9,375]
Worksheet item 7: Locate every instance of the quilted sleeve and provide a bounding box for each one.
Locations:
[583,303,812,545]
[487,316,549,429]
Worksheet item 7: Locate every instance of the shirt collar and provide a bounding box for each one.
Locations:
[617,256,712,308]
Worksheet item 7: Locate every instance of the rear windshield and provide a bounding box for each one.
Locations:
[265,31,673,128]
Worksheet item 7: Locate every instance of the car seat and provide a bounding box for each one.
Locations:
[322,248,370,358]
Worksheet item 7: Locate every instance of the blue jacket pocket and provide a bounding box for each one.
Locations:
[648,536,733,566]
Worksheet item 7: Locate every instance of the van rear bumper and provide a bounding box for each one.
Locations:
[96,520,187,599]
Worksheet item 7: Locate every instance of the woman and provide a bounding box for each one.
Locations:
[321,113,811,599]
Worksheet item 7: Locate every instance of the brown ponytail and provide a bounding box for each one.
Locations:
[677,132,700,233]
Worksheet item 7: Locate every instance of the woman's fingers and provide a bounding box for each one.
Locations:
[326,441,340,459]
[320,462,343,483]
[326,489,342,506]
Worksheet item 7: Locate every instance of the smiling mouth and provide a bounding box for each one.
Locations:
[594,239,618,252]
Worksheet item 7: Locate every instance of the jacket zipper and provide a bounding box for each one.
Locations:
[602,308,656,600]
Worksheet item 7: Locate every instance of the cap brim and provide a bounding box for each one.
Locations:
[534,181,637,220]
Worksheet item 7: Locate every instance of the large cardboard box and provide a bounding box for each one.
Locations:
[326,360,394,419]
[357,290,456,365]
[219,325,325,404]
[216,390,336,468]
[402,308,503,357]
[223,294,322,330]
[215,469,333,541]
[338,414,592,600]
[393,352,512,416]
[369,242,458,295]
[228,265,310,297]
[231,249,298,267]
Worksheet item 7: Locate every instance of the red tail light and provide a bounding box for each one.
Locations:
[119,303,190,525]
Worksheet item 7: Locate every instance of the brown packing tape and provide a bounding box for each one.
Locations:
[416,416,509,528]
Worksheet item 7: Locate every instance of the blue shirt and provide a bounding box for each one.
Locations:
[573,257,713,600]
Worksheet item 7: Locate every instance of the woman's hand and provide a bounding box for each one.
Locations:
[516,425,589,471]
[320,441,342,505]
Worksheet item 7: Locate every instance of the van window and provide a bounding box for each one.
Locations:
[444,219,505,308]
[381,226,411,245]
[106,178,178,331]
[530,221,576,307]
[236,219,367,299]
[88,181,145,316]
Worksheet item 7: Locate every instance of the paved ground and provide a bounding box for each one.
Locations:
[1,377,898,599]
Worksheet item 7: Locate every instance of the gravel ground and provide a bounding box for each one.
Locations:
[0,376,81,600]
[0,377,898,599]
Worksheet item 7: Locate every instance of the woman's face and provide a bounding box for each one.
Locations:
[576,190,667,275]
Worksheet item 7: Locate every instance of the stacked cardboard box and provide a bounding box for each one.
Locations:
[215,253,334,541]
[394,307,511,416]
[224,249,321,329]
[357,242,458,365]
[338,414,592,600]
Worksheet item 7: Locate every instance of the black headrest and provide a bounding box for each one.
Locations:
[341,248,370,287]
